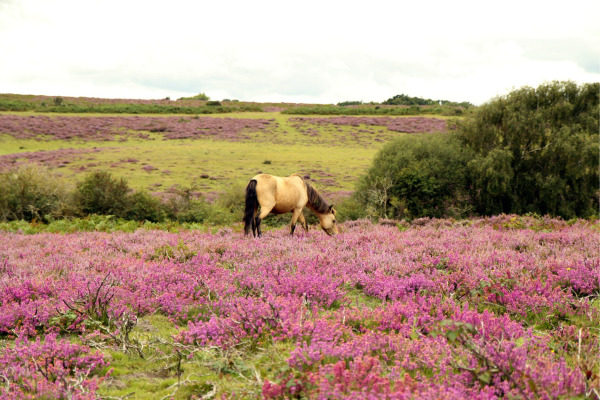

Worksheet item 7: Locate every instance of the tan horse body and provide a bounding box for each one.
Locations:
[244,174,338,237]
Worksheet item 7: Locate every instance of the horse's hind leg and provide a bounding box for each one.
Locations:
[297,213,308,233]
[290,208,304,236]
[250,206,258,237]
[255,203,274,238]
[254,215,262,237]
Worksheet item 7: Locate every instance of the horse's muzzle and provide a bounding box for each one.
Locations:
[324,227,338,236]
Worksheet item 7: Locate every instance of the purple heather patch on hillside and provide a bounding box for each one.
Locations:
[0,114,275,142]
[0,148,99,170]
[289,116,449,133]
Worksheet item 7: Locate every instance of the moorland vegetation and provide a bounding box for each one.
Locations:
[0,81,598,399]
[0,216,598,398]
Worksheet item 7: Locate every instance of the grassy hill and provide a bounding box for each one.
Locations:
[0,95,454,200]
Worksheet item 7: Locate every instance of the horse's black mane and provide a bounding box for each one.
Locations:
[305,182,330,214]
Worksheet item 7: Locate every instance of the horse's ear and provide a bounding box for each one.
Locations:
[330,205,336,214]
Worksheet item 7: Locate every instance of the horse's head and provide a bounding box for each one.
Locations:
[319,205,338,236]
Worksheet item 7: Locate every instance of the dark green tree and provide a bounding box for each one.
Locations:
[457,81,599,218]
[356,133,473,219]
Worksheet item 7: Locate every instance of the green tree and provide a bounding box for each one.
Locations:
[356,133,473,219]
[457,81,599,218]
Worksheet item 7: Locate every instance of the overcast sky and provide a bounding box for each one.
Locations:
[1,0,598,105]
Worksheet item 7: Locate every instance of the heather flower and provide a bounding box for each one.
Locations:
[0,333,108,399]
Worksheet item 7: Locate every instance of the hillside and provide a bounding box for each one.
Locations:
[0,94,455,198]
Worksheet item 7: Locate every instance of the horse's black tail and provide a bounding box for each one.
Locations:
[244,179,258,236]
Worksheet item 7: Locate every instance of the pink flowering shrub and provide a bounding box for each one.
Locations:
[0,333,108,399]
[0,216,597,398]
[0,114,274,142]
[289,116,449,134]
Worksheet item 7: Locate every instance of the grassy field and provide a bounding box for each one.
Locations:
[0,111,451,198]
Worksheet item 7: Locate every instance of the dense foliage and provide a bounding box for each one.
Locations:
[0,217,597,398]
[383,93,472,108]
[0,164,76,222]
[282,104,464,116]
[360,81,599,219]
[356,134,473,219]
[178,92,210,101]
[457,81,599,218]
[337,100,364,106]
[76,171,131,217]
[0,94,261,114]
[0,166,247,224]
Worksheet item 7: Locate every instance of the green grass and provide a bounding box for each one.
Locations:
[0,111,413,195]
[95,313,294,399]
[95,283,388,399]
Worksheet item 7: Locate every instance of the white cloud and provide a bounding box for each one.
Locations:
[1,0,598,104]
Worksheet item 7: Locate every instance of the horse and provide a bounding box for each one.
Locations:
[243,173,338,237]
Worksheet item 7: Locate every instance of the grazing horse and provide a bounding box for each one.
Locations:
[244,173,338,237]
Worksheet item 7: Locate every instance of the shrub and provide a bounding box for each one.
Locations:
[178,92,210,101]
[382,93,472,107]
[356,133,473,219]
[333,197,369,222]
[125,190,168,222]
[0,164,77,222]
[174,199,211,223]
[187,183,245,226]
[337,101,363,106]
[76,171,131,217]
[360,81,599,220]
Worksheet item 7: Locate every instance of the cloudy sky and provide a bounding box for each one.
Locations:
[0,0,598,105]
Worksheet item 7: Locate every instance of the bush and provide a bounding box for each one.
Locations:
[178,92,210,101]
[173,200,211,223]
[177,184,244,226]
[356,133,473,219]
[76,171,131,217]
[382,93,472,107]
[0,164,77,222]
[457,81,599,218]
[333,197,369,222]
[125,190,168,222]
